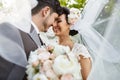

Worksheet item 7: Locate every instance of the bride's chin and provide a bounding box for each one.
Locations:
[55,33,59,36]
[55,32,60,36]
[54,30,59,34]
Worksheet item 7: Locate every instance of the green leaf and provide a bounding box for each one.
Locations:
[59,0,86,9]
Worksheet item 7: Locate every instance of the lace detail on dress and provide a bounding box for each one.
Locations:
[71,43,91,58]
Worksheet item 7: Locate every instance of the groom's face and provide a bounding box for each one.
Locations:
[43,12,58,32]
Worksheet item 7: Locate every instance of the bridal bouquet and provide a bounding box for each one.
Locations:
[26,44,82,80]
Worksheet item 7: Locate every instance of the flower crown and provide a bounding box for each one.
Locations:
[68,8,81,25]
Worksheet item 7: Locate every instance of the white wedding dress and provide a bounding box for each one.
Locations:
[48,37,91,80]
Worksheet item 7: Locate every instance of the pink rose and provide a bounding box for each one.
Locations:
[49,53,56,60]
[46,45,54,53]
[37,48,46,54]
[38,51,50,62]
[45,69,57,79]
[32,60,39,67]
[61,74,74,80]
[43,60,52,71]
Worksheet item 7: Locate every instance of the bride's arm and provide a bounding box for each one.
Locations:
[79,55,91,80]
[72,43,92,80]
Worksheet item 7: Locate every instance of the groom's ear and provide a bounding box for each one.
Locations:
[42,6,51,18]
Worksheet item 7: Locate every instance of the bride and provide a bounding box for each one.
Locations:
[52,7,92,80]
[52,0,120,79]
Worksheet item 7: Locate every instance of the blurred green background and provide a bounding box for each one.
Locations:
[59,0,86,10]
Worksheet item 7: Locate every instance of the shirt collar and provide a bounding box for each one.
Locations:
[31,21,40,34]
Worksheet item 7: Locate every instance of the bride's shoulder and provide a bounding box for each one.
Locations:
[70,33,82,44]
[73,43,86,50]
[72,43,91,58]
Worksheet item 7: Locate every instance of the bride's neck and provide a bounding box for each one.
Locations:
[58,34,74,50]
[59,35,70,43]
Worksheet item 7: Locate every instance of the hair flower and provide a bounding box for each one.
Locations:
[68,8,81,25]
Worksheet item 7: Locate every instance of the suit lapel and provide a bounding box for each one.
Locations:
[29,25,41,47]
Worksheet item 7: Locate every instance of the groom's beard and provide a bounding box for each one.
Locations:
[43,17,50,32]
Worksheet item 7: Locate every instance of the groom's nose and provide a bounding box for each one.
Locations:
[52,21,57,27]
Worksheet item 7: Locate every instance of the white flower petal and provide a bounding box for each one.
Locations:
[33,73,48,80]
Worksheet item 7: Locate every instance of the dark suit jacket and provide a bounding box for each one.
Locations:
[0,23,41,80]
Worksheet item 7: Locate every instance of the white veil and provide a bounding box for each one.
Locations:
[0,0,38,33]
[0,0,38,67]
[73,0,120,79]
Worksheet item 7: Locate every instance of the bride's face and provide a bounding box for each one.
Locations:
[53,14,70,36]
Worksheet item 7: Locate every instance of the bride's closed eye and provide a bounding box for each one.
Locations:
[57,20,62,23]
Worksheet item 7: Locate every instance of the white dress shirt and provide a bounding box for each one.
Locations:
[31,21,40,34]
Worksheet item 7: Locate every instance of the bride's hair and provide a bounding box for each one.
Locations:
[69,30,78,36]
[61,7,79,36]
[61,7,70,24]
[32,0,62,16]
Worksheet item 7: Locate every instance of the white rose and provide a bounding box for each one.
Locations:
[38,51,50,61]
[26,65,36,80]
[53,44,70,56]
[52,53,82,79]
[28,50,39,64]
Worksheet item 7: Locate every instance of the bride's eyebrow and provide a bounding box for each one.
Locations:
[55,18,61,21]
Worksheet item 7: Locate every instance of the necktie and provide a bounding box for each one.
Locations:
[38,34,45,46]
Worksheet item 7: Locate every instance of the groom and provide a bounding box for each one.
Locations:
[0,0,62,80]
[31,0,62,45]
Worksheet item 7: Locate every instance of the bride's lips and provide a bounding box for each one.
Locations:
[53,27,60,33]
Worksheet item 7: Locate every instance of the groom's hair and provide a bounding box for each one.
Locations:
[32,0,62,15]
